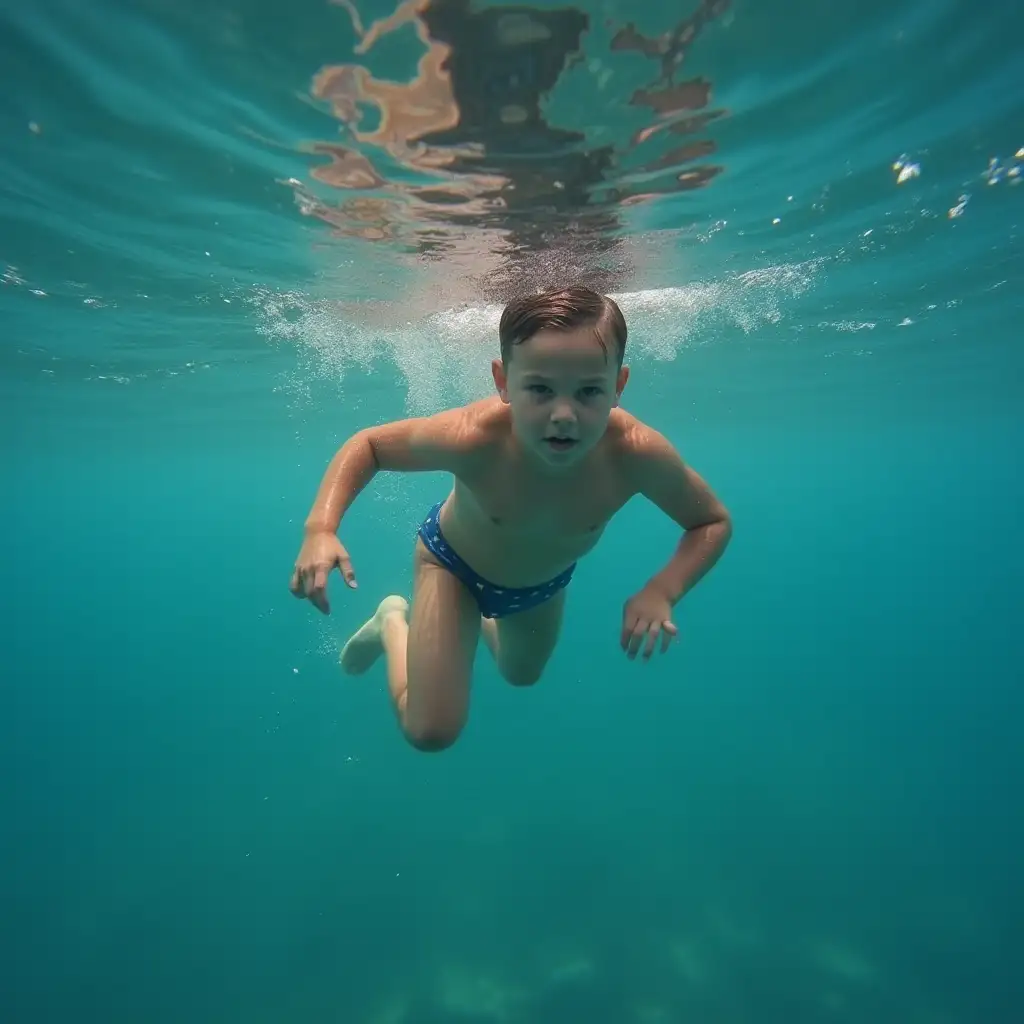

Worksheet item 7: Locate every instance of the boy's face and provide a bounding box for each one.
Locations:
[492,325,629,468]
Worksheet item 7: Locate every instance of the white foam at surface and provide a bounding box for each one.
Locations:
[247,259,824,415]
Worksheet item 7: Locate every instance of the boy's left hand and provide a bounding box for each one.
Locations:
[621,584,678,660]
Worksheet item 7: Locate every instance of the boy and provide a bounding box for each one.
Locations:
[290,287,732,751]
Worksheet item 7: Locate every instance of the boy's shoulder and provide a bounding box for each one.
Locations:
[605,407,674,458]
[604,409,687,491]
[454,396,511,440]
[430,397,509,460]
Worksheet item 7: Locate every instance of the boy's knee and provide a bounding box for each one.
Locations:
[500,662,544,687]
[403,717,463,752]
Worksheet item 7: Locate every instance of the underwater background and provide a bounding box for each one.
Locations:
[2,0,1022,1021]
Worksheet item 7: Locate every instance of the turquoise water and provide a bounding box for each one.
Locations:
[3,0,1023,1021]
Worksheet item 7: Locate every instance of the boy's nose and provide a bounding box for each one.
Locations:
[551,401,576,424]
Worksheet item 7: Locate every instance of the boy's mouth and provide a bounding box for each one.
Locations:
[544,437,578,452]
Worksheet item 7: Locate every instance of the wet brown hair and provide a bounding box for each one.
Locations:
[498,287,628,365]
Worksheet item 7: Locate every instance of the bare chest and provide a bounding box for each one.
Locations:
[460,464,627,538]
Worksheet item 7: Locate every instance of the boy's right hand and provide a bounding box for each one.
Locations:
[289,530,357,614]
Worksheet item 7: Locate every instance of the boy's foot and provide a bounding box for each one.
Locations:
[340,596,409,675]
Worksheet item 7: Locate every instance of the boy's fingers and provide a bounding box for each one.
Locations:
[627,622,647,659]
[621,620,676,660]
[642,623,661,660]
[624,623,638,657]
[339,556,358,588]
[313,566,328,594]
[632,625,647,659]
[623,613,678,659]
[660,620,678,654]
[620,621,635,651]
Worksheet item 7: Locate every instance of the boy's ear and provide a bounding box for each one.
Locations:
[492,358,510,403]
[613,365,630,406]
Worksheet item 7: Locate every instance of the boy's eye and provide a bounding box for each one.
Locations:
[526,383,552,394]
[580,386,603,398]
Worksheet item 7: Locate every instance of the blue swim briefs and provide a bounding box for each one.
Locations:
[417,501,575,619]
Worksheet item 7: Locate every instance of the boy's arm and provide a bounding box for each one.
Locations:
[627,426,732,604]
[303,406,486,536]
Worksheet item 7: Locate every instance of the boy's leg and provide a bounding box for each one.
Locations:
[340,545,481,751]
[480,590,566,687]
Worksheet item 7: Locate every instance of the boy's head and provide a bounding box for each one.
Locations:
[492,287,629,467]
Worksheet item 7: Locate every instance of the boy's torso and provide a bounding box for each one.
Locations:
[429,400,642,588]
